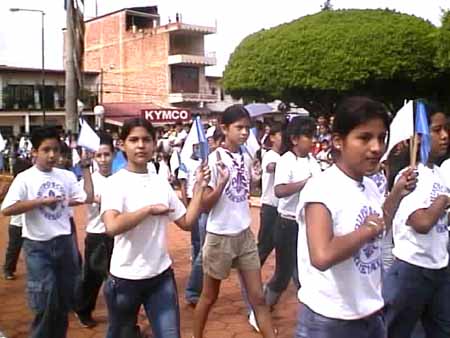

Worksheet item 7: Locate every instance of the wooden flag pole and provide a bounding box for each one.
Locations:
[410,133,419,168]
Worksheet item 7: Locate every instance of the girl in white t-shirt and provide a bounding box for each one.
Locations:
[193,104,276,338]
[295,96,416,338]
[101,118,209,338]
[382,104,450,338]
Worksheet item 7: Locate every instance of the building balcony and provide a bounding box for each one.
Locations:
[157,22,216,35]
[168,92,217,104]
[168,53,216,66]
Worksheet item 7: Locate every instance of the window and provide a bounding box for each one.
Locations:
[3,85,35,109]
[171,66,199,93]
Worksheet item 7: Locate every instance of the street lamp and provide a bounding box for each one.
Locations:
[10,8,46,126]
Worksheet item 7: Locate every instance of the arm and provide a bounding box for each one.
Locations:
[407,195,449,234]
[266,162,276,174]
[103,205,168,236]
[2,197,60,216]
[179,179,189,207]
[81,167,94,204]
[306,203,384,271]
[382,167,418,230]
[274,177,310,198]
[175,183,205,231]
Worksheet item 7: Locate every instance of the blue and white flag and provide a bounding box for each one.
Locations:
[415,100,431,165]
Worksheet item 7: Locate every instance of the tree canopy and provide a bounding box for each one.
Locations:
[222,9,448,113]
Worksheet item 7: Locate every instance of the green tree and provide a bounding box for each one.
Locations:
[223,9,447,114]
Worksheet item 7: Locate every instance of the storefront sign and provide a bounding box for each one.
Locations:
[141,109,191,123]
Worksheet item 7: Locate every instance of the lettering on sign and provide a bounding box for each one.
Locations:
[141,109,191,122]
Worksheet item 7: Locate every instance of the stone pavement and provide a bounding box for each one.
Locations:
[0,205,299,338]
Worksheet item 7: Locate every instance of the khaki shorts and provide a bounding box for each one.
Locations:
[202,227,261,280]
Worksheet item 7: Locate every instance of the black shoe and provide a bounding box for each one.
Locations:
[75,313,97,328]
[4,272,15,280]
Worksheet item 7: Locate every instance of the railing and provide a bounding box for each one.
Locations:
[169,92,218,103]
[168,54,216,66]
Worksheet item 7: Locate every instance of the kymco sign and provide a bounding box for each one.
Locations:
[141,109,191,123]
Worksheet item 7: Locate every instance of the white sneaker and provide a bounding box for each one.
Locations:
[248,310,260,333]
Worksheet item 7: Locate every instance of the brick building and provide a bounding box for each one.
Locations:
[84,6,219,126]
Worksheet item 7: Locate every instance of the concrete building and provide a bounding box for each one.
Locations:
[0,65,99,136]
[83,6,220,126]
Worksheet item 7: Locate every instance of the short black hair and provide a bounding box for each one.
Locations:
[221,104,251,126]
[31,126,60,149]
[282,116,316,150]
[98,132,114,152]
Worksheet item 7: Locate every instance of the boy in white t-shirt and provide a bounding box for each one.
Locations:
[1,126,94,338]
[257,123,283,265]
[3,159,32,280]
[75,133,115,328]
[264,116,321,307]
[383,107,450,338]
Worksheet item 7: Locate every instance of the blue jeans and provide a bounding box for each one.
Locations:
[185,213,207,304]
[382,259,450,338]
[104,267,180,338]
[295,304,386,338]
[23,234,80,338]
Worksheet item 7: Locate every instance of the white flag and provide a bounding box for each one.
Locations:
[381,101,414,162]
[180,122,200,167]
[72,148,81,166]
[78,119,100,152]
[0,132,6,152]
[170,150,180,175]
[244,129,261,159]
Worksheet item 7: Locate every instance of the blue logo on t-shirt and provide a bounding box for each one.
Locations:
[37,181,66,220]
[225,162,249,203]
[353,206,382,274]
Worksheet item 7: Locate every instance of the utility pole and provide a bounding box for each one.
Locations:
[65,0,79,133]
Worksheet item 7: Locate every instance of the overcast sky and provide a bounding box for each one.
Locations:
[0,0,448,76]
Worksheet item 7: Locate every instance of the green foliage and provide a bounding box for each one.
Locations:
[223,9,445,113]
[435,10,450,70]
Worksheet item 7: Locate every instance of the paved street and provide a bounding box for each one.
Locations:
[0,206,299,338]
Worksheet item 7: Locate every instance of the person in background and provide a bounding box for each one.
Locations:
[383,103,450,338]
[2,159,33,280]
[75,133,115,328]
[264,116,321,309]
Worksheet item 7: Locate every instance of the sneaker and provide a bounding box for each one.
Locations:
[75,313,97,328]
[4,272,15,280]
[248,310,260,333]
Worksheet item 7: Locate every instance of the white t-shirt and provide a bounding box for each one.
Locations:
[82,171,108,234]
[260,150,280,207]
[178,157,201,199]
[275,152,321,219]
[101,169,186,280]
[392,164,449,269]
[2,166,86,241]
[206,147,252,235]
[440,158,450,189]
[296,165,384,319]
